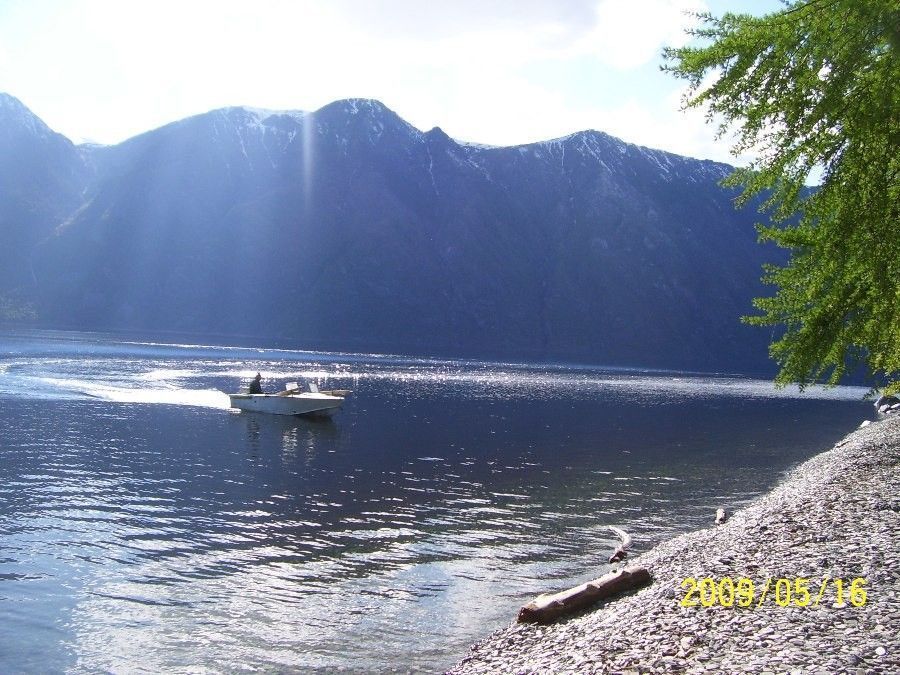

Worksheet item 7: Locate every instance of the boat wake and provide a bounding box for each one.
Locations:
[57,379,231,408]
[0,362,231,409]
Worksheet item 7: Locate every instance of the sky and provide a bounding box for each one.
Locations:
[0,0,783,163]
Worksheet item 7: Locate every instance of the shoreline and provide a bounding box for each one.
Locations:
[449,415,900,674]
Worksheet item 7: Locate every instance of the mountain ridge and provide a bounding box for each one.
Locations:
[0,92,779,373]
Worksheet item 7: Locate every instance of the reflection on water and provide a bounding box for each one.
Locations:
[0,330,872,673]
[241,413,339,460]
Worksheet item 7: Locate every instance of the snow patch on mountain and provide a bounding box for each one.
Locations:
[321,98,425,145]
[0,92,57,140]
[214,106,307,135]
[457,140,499,151]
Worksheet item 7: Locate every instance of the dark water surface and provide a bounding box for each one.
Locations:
[0,330,871,673]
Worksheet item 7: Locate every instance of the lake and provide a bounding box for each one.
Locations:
[0,330,871,673]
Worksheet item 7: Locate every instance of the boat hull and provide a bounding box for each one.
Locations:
[228,392,345,417]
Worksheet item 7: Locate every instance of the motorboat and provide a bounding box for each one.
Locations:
[229,381,351,417]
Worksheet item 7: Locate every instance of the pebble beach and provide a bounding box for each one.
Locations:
[450,414,900,674]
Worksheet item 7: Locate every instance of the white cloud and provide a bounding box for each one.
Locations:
[574,0,707,69]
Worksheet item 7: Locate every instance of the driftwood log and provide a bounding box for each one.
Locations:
[608,525,632,562]
[715,508,728,525]
[517,566,652,624]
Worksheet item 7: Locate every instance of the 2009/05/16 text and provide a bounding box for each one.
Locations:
[679,577,867,608]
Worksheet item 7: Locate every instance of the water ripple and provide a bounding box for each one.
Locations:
[0,330,872,673]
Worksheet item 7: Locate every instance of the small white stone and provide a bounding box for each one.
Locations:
[875,646,886,656]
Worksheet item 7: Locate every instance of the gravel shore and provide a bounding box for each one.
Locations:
[449,414,900,674]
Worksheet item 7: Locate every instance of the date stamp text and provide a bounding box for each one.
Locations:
[679,577,868,608]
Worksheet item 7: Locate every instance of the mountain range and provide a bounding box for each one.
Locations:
[0,92,780,373]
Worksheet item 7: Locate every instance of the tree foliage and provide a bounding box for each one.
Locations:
[664,0,899,392]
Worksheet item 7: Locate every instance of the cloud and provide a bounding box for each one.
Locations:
[569,0,708,69]
[1,0,734,163]
[320,0,716,154]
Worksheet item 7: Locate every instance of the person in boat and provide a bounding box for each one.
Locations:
[248,372,264,394]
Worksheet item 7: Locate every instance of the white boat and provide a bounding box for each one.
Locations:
[229,381,351,417]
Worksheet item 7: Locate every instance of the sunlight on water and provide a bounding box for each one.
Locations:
[0,332,869,410]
